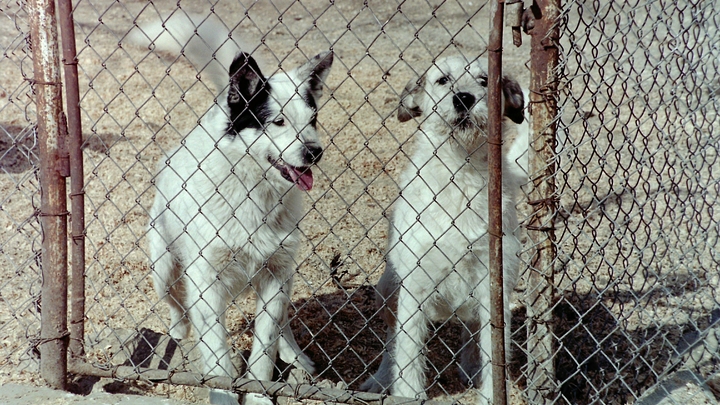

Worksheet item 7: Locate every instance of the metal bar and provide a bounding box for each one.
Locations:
[487,1,507,405]
[526,0,560,403]
[57,0,86,359]
[68,360,449,405]
[28,0,69,390]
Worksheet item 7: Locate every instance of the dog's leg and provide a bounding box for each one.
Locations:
[361,259,400,393]
[476,272,510,405]
[391,286,429,399]
[459,320,482,386]
[149,235,190,339]
[476,295,493,404]
[474,272,515,404]
[277,314,315,374]
[273,276,315,374]
[185,274,238,405]
[359,324,395,393]
[165,284,191,340]
[243,277,286,405]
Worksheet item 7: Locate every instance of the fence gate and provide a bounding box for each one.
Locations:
[1,1,719,405]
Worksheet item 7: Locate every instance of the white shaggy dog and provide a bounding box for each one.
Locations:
[360,55,526,404]
[135,14,333,405]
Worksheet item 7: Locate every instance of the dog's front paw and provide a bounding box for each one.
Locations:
[278,339,316,375]
[209,388,240,405]
[294,353,315,375]
[287,367,312,385]
[243,393,274,405]
[359,362,393,394]
[359,375,385,393]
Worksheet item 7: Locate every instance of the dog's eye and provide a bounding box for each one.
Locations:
[479,76,488,87]
[436,76,450,86]
[272,117,285,126]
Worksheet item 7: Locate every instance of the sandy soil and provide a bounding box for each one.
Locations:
[1,1,719,405]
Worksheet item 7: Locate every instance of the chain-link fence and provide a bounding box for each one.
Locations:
[545,1,720,403]
[1,0,719,404]
[0,0,43,377]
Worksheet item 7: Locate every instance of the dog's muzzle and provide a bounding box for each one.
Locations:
[451,92,480,130]
[268,144,323,192]
[303,144,324,165]
[453,92,476,114]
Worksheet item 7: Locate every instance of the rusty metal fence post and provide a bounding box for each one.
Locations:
[487,1,508,405]
[28,0,69,390]
[57,0,86,360]
[525,0,560,403]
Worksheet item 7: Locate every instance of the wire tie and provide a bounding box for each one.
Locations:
[25,78,62,86]
[31,330,71,347]
[38,210,70,217]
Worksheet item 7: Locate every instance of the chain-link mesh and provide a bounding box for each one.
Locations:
[541,1,720,404]
[2,0,720,404]
[0,0,42,378]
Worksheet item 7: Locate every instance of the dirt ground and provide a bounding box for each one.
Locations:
[1,1,719,405]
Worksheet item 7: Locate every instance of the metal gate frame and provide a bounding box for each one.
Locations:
[29,1,561,404]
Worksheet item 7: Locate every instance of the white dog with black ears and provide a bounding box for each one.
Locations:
[133,14,333,405]
[360,55,526,404]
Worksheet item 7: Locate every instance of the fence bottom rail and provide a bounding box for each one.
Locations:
[68,360,449,405]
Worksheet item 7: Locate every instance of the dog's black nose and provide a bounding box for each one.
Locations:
[453,92,476,113]
[304,144,324,164]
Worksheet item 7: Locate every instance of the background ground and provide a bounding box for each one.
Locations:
[1,1,719,404]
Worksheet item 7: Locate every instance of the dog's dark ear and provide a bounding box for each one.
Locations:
[502,76,525,124]
[297,51,334,102]
[228,52,266,105]
[398,76,426,122]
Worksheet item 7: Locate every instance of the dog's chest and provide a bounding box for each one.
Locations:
[391,153,516,318]
[207,181,303,267]
[425,257,489,319]
[398,158,491,243]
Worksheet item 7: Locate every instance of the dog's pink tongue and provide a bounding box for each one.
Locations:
[289,167,314,191]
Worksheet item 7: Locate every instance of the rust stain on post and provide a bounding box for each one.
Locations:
[29,0,69,390]
[526,0,560,403]
[57,0,86,359]
[487,1,507,405]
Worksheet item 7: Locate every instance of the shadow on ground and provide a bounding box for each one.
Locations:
[78,284,719,404]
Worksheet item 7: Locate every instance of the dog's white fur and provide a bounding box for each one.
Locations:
[360,55,526,404]
[136,14,333,405]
